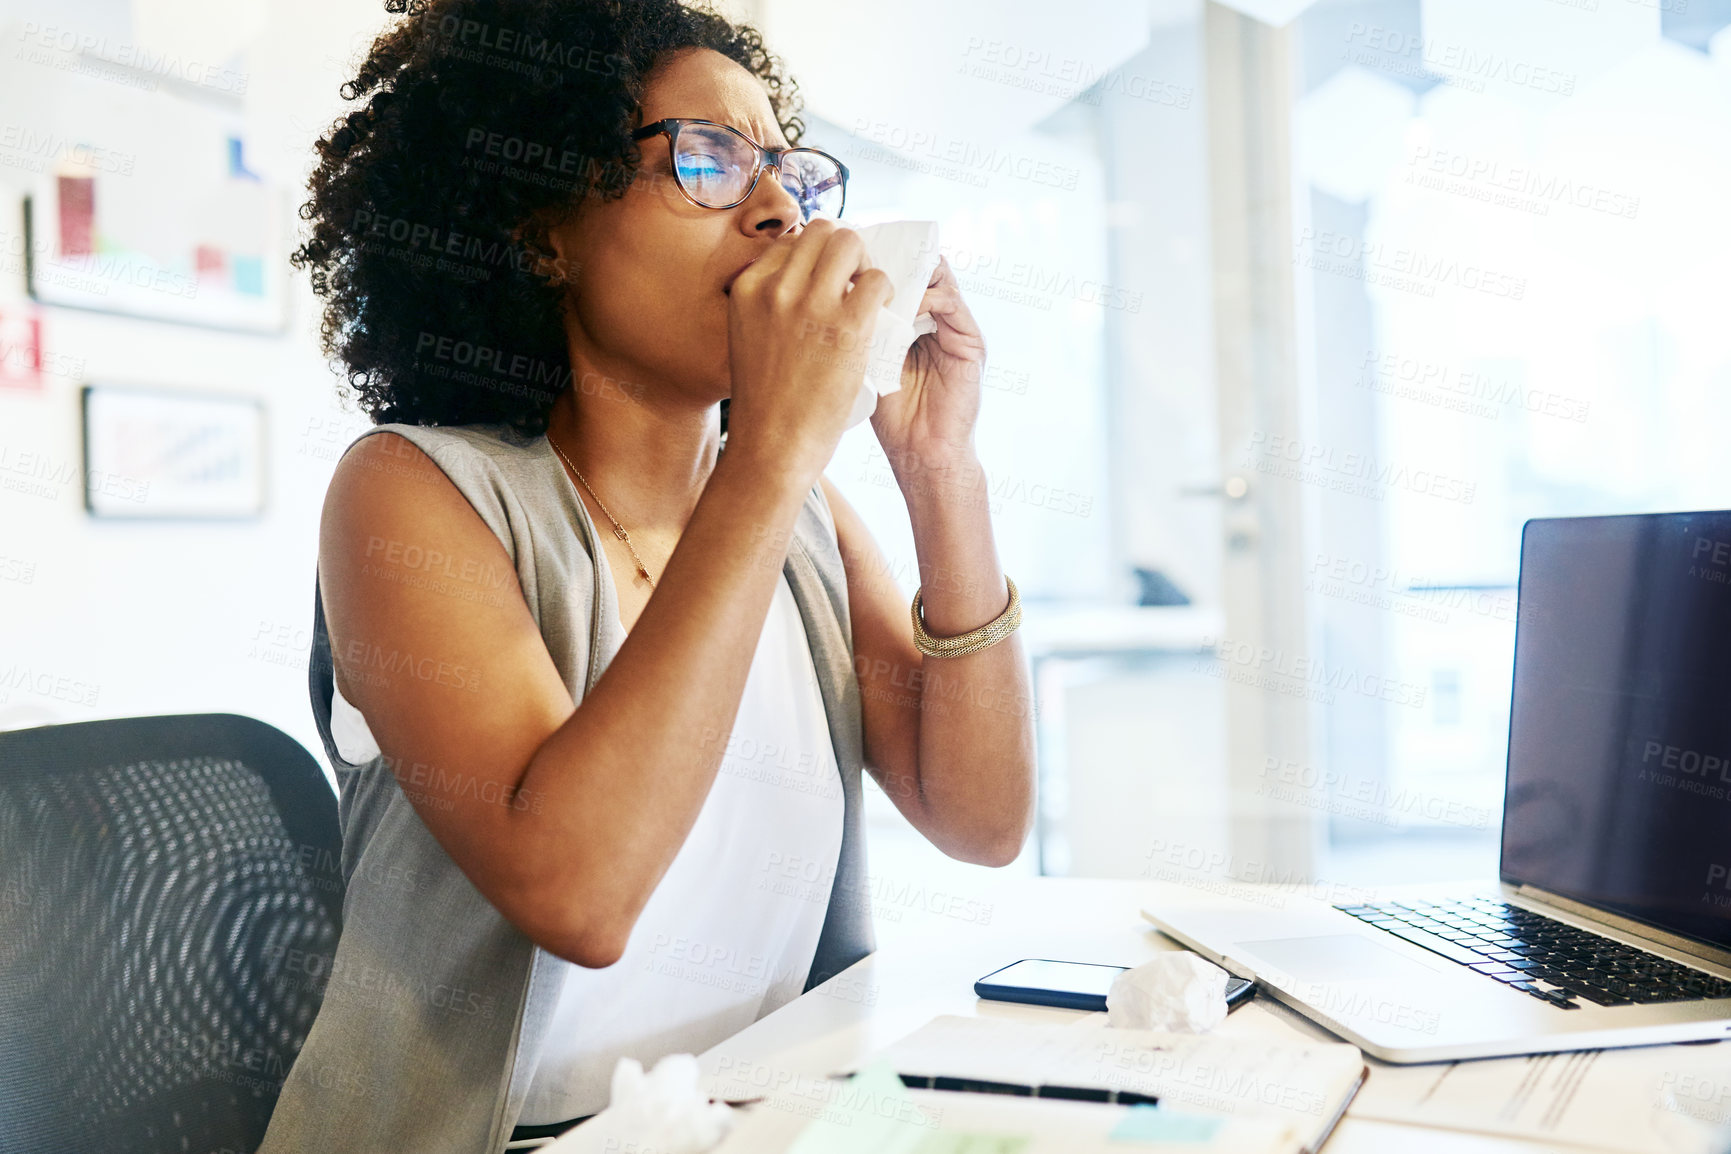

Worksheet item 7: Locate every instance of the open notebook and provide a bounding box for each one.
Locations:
[702,1016,1367,1154]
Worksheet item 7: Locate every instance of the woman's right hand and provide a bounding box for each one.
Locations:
[724,220,894,483]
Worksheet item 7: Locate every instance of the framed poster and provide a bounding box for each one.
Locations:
[23,137,288,333]
[81,384,266,519]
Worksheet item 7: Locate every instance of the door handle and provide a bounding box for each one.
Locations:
[1178,475,1251,501]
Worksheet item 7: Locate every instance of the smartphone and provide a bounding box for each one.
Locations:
[975,958,1255,1014]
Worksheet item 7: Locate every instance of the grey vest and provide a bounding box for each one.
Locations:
[259,422,873,1154]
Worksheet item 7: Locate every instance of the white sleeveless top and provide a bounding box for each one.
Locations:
[330,573,845,1123]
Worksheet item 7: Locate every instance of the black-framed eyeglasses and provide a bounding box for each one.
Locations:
[631,118,848,222]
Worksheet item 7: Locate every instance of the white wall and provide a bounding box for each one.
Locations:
[0,0,393,771]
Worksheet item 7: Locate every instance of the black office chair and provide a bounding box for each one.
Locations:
[0,713,345,1154]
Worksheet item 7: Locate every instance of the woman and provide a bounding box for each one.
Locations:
[262,1,1035,1150]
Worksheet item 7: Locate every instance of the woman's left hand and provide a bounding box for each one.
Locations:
[869,255,987,476]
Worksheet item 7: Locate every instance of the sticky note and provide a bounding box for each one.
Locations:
[786,1062,935,1154]
[1109,1106,1224,1143]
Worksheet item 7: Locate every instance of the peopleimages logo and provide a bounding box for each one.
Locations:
[1199,635,1428,708]
[1696,538,1731,566]
[0,231,196,300]
[0,663,100,707]
[1356,350,1590,424]
[850,118,1082,192]
[350,210,544,273]
[1258,757,1492,831]
[14,22,249,95]
[1703,861,1731,911]
[955,37,1193,110]
[1656,1070,1731,1127]
[1341,23,1576,97]
[414,331,572,392]
[1404,145,1640,220]
[1295,228,1526,302]
[418,12,627,78]
[1641,740,1731,785]
[1693,537,1731,588]
[0,125,134,175]
[1243,430,1477,505]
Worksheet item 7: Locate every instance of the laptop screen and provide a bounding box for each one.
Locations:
[1502,511,1731,953]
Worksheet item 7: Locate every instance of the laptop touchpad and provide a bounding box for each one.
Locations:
[1238,934,1445,982]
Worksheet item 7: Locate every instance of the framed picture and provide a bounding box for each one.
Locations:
[81,385,266,519]
[23,138,288,333]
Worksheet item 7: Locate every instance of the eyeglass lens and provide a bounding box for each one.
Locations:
[671,123,843,220]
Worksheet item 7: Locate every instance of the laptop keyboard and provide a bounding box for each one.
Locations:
[1335,897,1731,1010]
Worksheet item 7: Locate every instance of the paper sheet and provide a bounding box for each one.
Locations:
[866,1015,1362,1150]
[713,1085,1304,1154]
[1351,1044,1731,1154]
[703,1032,1314,1154]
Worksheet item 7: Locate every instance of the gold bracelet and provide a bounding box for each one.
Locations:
[911,576,1021,658]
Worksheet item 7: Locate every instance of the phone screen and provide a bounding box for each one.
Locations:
[983,959,1126,997]
[976,958,1254,1013]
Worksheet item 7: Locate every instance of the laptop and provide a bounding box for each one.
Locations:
[1145,511,1731,1063]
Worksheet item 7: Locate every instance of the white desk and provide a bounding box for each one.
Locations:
[676,876,1596,1153]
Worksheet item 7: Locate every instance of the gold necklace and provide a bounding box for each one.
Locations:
[547,432,656,589]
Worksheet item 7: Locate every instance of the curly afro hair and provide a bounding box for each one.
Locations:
[294,0,804,435]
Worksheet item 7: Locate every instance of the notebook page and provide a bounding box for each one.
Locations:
[697,1067,1307,1154]
[867,1015,1365,1149]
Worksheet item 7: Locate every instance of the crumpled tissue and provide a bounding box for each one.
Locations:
[1106,952,1230,1034]
[843,220,942,428]
[592,1053,733,1154]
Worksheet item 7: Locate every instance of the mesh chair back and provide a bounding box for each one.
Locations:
[0,713,344,1154]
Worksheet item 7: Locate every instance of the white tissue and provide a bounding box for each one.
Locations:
[592,1053,733,1154]
[1106,952,1230,1034]
[843,220,942,427]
